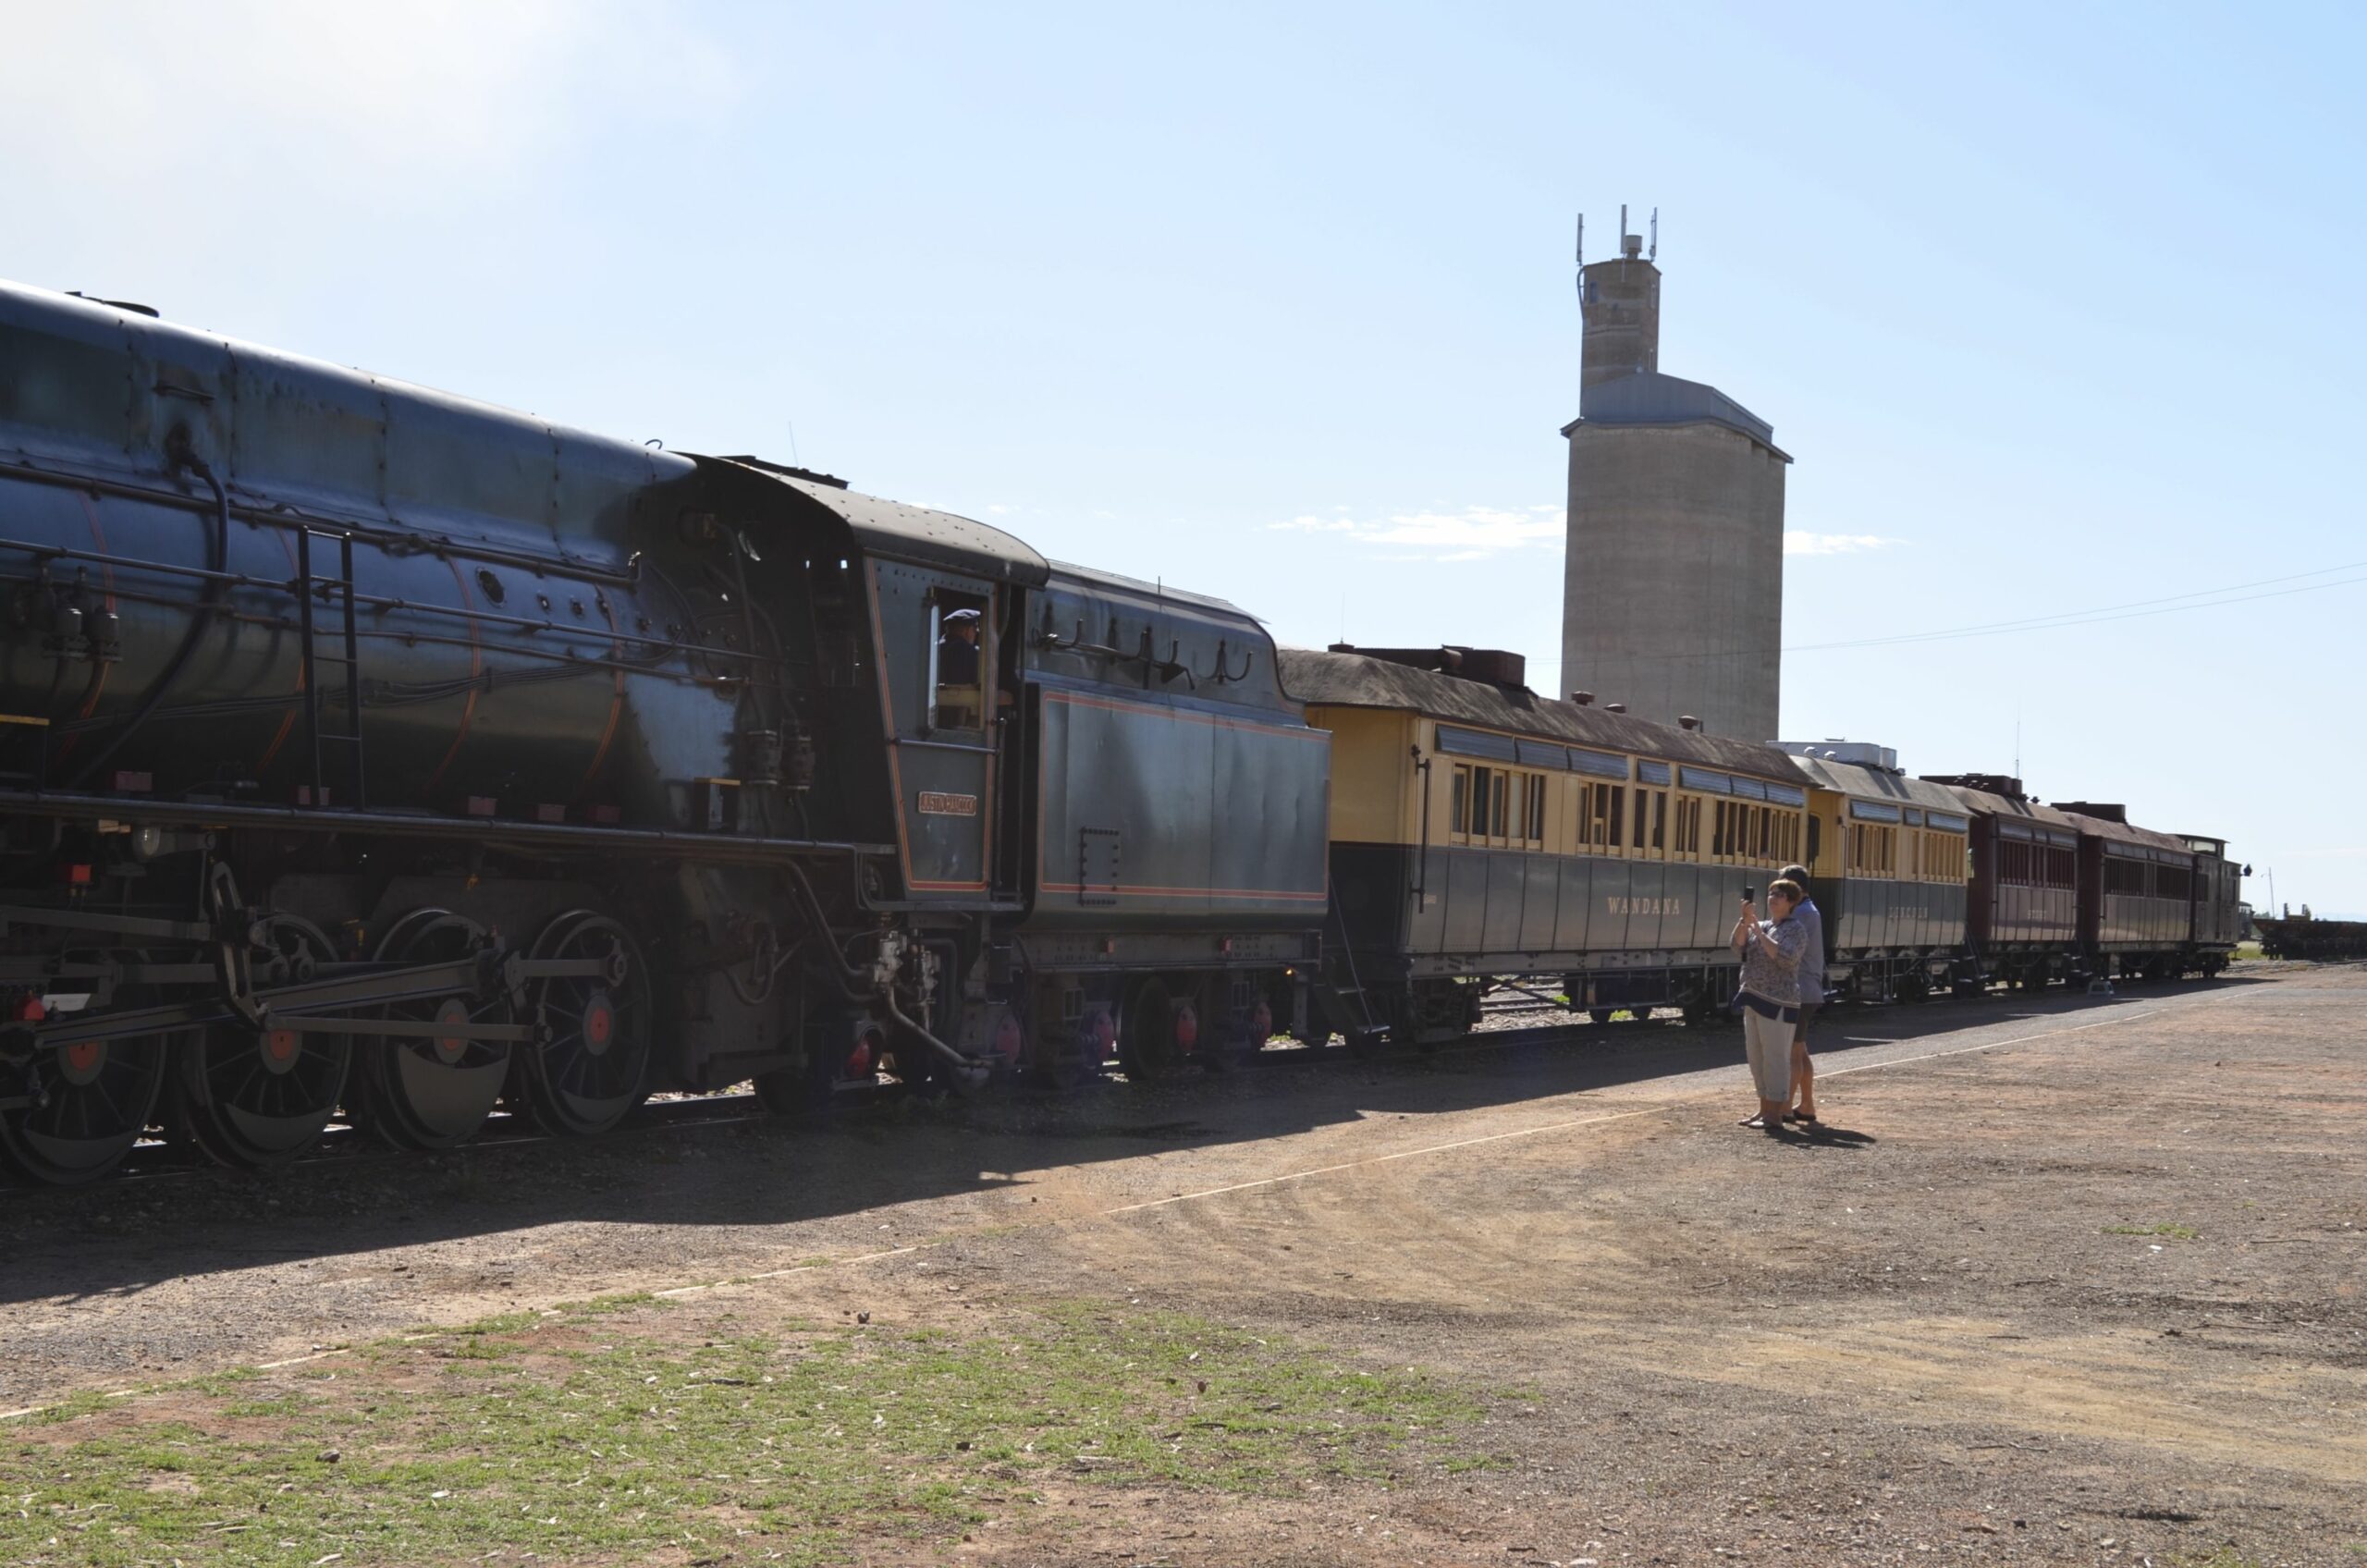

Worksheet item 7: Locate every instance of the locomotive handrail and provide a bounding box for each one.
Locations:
[0,534,773,671]
[0,455,641,589]
[1032,620,1193,686]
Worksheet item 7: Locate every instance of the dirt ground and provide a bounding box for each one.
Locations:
[4,962,2362,1565]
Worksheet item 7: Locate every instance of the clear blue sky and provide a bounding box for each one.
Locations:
[7,2,2361,913]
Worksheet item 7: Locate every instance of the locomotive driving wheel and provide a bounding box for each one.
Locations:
[0,955,175,1187]
[170,915,351,1168]
[509,911,651,1138]
[349,912,513,1151]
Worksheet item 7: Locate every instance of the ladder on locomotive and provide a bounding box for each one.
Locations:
[294,527,366,809]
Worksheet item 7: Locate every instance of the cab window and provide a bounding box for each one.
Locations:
[930,592,988,729]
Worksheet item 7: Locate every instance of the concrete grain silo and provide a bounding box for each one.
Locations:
[1558,213,1790,741]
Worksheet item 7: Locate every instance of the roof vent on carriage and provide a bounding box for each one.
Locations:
[1327,643,1527,688]
[2053,801,2128,823]
[1775,739,1901,774]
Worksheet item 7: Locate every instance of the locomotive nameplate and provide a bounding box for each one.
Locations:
[918,791,979,817]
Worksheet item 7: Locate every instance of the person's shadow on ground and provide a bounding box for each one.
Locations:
[1772,1121,1878,1148]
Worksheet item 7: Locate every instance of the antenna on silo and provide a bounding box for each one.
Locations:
[1574,212,1584,295]
[1650,207,1659,262]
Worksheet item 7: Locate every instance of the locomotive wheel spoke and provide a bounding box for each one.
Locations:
[348,910,515,1153]
[0,962,174,1187]
[509,911,651,1138]
[170,916,350,1169]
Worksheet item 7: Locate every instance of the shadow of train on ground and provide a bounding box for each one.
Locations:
[0,975,2270,1310]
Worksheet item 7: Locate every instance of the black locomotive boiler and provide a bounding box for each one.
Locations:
[0,281,1327,1184]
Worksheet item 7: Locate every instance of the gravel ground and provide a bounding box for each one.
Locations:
[4,962,2361,1564]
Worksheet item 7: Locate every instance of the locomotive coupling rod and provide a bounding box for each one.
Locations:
[0,901,214,944]
[284,1015,535,1043]
[22,955,488,1047]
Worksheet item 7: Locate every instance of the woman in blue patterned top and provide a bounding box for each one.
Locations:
[1730,878,1809,1132]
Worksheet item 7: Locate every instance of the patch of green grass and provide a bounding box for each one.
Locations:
[1,1299,1490,1567]
[2104,1222,2200,1240]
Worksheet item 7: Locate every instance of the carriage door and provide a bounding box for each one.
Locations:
[870,560,996,898]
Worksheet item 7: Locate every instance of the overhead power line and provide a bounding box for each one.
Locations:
[1784,557,2367,655]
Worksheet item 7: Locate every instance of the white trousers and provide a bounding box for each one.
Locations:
[1742,1006,1793,1104]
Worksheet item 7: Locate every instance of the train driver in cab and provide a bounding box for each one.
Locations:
[936,606,984,728]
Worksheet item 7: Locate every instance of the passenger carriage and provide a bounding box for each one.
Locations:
[1278,645,1811,1044]
[1781,746,1973,1001]
[1921,774,2085,990]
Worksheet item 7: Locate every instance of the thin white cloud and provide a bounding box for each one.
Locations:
[1269,505,1564,559]
[1785,532,1895,556]
[0,3,742,187]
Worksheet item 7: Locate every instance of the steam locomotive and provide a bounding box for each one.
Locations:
[0,282,2241,1187]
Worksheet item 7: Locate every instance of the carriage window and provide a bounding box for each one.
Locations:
[1651,790,1667,852]
[1452,766,1471,836]
[1527,774,1548,843]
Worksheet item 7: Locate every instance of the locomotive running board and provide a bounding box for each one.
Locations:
[0,786,895,865]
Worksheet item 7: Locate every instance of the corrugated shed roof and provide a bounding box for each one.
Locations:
[1277,648,1799,779]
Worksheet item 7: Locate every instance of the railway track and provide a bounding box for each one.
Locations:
[48,1012,1658,1194]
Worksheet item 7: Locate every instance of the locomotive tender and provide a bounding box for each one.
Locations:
[0,282,2242,1187]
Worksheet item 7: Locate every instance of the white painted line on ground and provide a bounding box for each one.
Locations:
[1818,1009,2160,1080]
[656,1243,924,1297]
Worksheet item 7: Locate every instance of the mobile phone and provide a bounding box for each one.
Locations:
[1741,885,1756,903]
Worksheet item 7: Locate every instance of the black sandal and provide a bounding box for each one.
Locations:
[1785,1109,1821,1124]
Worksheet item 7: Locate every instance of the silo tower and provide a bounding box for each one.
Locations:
[1558,208,1790,741]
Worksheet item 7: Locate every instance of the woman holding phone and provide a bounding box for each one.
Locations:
[1731,878,1810,1132]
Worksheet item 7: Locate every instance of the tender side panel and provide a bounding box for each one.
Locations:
[1026,682,1328,933]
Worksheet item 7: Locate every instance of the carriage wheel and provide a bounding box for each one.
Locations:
[0,962,174,1187]
[1116,977,1187,1082]
[754,1009,879,1117]
[1588,1008,1615,1026]
[170,916,350,1168]
[1196,979,1264,1072]
[349,912,512,1151]
[508,912,651,1138]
